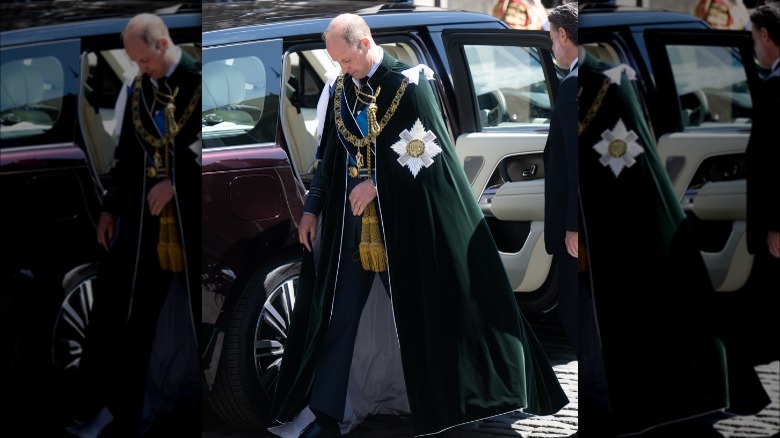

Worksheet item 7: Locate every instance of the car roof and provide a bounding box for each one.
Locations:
[202,0,503,47]
[579,4,710,29]
[1,1,201,45]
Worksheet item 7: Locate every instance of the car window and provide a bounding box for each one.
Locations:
[462,44,551,130]
[665,44,752,129]
[1,40,80,149]
[202,39,282,148]
[1,56,64,128]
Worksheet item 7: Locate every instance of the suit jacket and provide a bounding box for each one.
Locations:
[746,72,780,255]
[543,62,578,255]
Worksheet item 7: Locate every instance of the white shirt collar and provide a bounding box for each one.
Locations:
[352,46,384,87]
[151,45,182,87]
[570,57,578,71]
[165,45,182,78]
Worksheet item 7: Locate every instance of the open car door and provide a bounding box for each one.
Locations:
[443,29,561,313]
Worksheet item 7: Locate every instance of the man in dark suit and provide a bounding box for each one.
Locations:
[544,3,612,435]
[544,0,578,349]
[744,1,780,365]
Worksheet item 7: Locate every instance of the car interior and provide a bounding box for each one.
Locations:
[0,57,64,136]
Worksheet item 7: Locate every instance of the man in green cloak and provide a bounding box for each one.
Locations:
[578,47,770,436]
[268,13,568,438]
[70,13,201,438]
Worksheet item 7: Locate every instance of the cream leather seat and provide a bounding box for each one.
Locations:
[231,56,266,113]
[0,61,53,125]
[202,61,253,124]
[282,56,319,186]
[1,62,43,110]
[80,54,116,174]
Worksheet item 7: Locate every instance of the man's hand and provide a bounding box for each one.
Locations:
[147,179,175,216]
[97,212,116,252]
[565,230,578,259]
[299,213,317,252]
[348,180,377,216]
[768,230,780,259]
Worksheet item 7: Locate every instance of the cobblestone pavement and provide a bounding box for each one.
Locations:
[202,315,779,438]
[202,347,580,438]
[340,354,579,438]
[712,361,780,438]
[203,358,779,438]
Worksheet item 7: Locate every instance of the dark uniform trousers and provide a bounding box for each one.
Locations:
[309,177,390,422]
[556,250,613,435]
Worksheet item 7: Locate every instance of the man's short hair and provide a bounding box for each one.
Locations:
[322,14,371,48]
[750,3,780,47]
[548,2,578,45]
[121,13,168,47]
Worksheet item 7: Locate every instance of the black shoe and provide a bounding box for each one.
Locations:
[299,417,341,438]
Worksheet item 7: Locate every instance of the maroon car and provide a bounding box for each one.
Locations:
[0,2,201,433]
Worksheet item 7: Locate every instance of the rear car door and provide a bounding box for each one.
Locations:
[200,38,306,420]
[645,29,760,292]
[0,38,100,298]
[442,30,560,313]
[201,38,304,299]
[1,37,104,408]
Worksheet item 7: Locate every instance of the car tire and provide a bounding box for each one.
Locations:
[209,255,300,430]
[51,262,98,389]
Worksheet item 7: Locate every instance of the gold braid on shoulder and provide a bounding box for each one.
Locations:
[578,77,611,136]
[131,75,201,150]
[334,75,408,149]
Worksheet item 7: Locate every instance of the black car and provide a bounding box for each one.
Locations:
[200,0,565,430]
[0,1,201,432]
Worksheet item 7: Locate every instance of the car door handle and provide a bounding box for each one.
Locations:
[522,164,538,177]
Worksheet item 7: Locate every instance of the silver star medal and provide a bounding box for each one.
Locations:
[593,119,644,177]
[391,119,442,178]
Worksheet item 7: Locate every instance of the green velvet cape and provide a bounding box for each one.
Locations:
[270,53,568,435]
[577,52,761,435]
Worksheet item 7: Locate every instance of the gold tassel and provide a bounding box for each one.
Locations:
[164,86,180,137]
[356,84,384,271]
[165,102,178,136]
[366,86,381,141]
[157,203,184,272]
[359,201,387,272]
[367,102,379,141]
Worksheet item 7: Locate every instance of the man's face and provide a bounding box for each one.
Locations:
[550,25,570,68]
[326,34,371,79]
[124,34,168,79]
[751,26,771,70]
